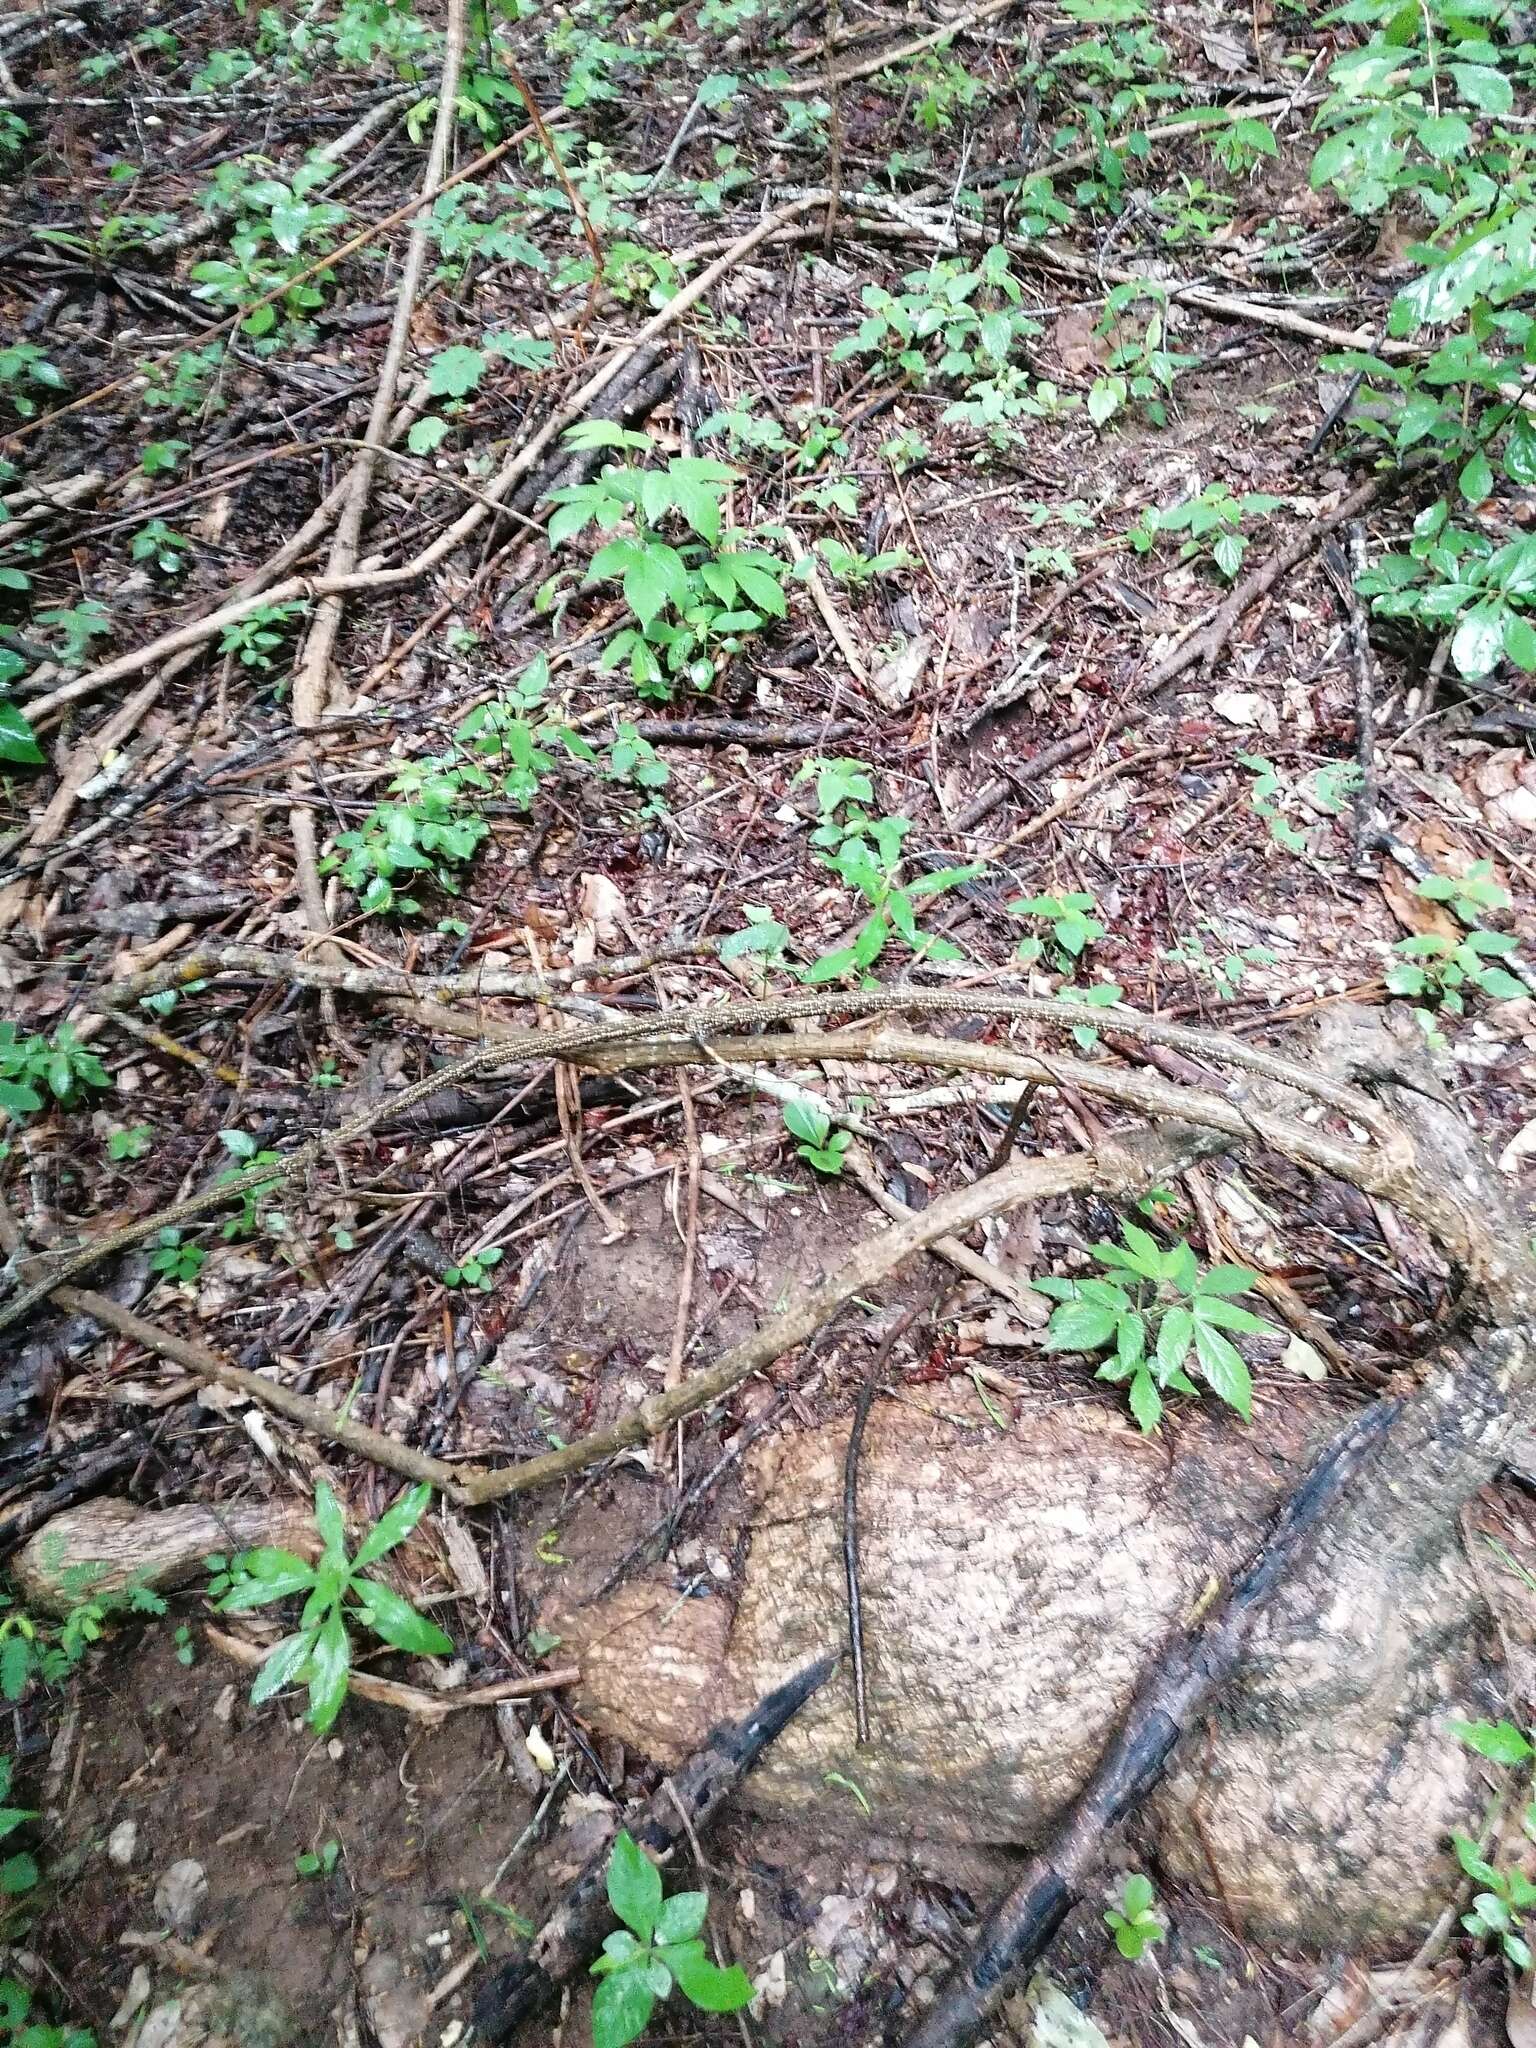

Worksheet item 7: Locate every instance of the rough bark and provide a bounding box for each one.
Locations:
[548,1013,1536,1950]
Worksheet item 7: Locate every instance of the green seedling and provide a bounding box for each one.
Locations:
[214,1480,453,1736]
[1105,1873,1165,1959]
[442,1246,504,1291]
[589,1830,753,2048]
[781,1100,850,1176]
[1035,1225,1279,1433]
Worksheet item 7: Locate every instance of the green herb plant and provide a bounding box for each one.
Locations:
[322,758,491,916]
[1130,484,1285,580]
[1447,1718,1536,1970]
[0,1025,110,1121]
[1105,1873,1165,1960]
[442,1245,504,1291]
[781,1100,850,1176]
[1088,284,1198,429]
[589,1829,753,2048]
[546,429,788,700]
[1035,1225,1279,1433]
[213,1481,453,1736]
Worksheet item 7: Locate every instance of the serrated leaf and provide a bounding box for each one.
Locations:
[624,542,689,628]
[1192,1322,1253,1418]
[1044,1300,1121,1352]
[1196,1262,1260,1296]
[425,345,486,399]
[1156,1306,1194,1379]
[1193,1295,1271,1335]
[1128,1366,1163,1433]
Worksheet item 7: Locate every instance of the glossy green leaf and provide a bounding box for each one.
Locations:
[353,1482,435,1567]
[352,1576,454,1656]
[591,1966,655,2048]
[607,1830,662,1941]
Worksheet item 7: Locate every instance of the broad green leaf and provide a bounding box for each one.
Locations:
[1451,602,1507,679]
[1193,1296,1271,1335]
[590,1966,655,2048]
[606,1829,662,1941]
[353,1482,435,1567]
[1503,613,1536,671]
[781,1099,829,1147]
[624,542,689,628]
[1122,1874,1154,1916]
[1156,1306,1194,1380]
[0,1851,38,1895]
[563,419,652,451]
[425,345,486,399]
[407,415,450,455]
[1043,1300,1121,1352]
[1128,1368,1162,1433]
[1449,61,1512,112]
[1195,1262,1260,1296]
[250,1629,318,1706]
[663,1938,754,2012]
[306,1606,352,1733]
[1192,1322,1253,1419]
[0,701,43,767]
[1451,1829,1500,1885]
[1460,447,1494,505]
[1449,1717,1535,1765]
[656,1890,708,1943]
[1418,112,1472,160]
[352,1576,454,1656]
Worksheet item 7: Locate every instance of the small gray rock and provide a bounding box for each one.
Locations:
[153,1858,208,1935]
[107,1819,140,1868]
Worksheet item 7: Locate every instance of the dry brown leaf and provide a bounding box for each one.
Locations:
[1380,868,1459,940]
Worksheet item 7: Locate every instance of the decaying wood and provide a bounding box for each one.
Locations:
[469,1652,838,2043]
[206,1626,577,1727]
[12,1497,316,1614]
[547,1010,1536,1957]
[898,1401,1399,2048]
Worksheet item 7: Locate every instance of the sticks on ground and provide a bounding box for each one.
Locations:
[470,1653,838,2042]
[898,1399,1399,2048]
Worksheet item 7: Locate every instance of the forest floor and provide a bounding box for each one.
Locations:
[2,0,1535,2043]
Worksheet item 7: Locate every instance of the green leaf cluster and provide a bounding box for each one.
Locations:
[1036,1226,1277,1433]
[590,1831,753,2048]
[215,1481,453,1735]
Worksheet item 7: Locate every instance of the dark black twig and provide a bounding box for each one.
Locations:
[895,1399,1399,2048]
[843,1301,929,1749]
[844,1375,878,1748]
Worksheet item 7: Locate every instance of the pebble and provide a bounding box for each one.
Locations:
[153,1857,208,1936]
[107,1820,140,1869]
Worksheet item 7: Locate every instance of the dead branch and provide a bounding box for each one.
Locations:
[206,1626,577,1727]
[469,1652,839,2042]
[452,1122,1225,1505]
[0,989,1426,1339]
[779,0,1018,93]
[22,197,822,720]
